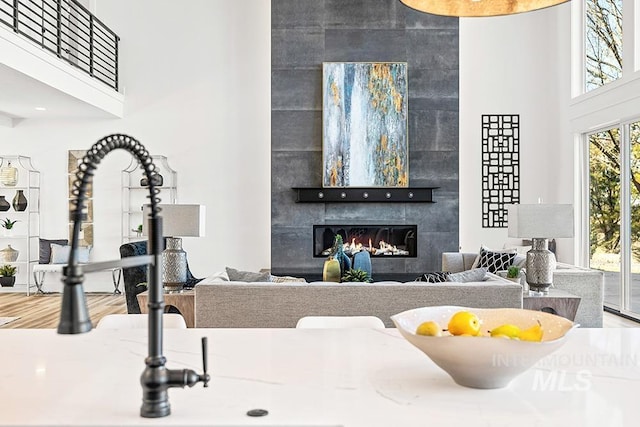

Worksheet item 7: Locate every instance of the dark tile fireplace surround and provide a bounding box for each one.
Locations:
[271,0,460,282]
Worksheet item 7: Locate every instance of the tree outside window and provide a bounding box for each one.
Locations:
[585,0,622,92]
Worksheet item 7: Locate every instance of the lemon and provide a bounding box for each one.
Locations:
[519,321,544,342]
[447,311,481,336]
[490,324,521,339]
[416,320,442,336]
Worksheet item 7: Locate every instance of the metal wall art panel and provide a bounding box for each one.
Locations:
[481,114,520,228]
[322,62,408,188]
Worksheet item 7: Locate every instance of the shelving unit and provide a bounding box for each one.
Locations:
[121,155,177,243]
[0,156,40,295]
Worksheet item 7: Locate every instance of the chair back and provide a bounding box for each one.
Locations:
[296,315,385,329]
[96,313,187,329]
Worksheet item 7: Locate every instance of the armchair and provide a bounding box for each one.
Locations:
[119,240,202,314]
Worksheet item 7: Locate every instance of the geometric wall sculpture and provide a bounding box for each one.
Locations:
[481,114,520,228]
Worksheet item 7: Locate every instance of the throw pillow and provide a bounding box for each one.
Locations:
[471,245,516,269]
[225,266,271,282]
[50,244,91,264]
[447,268,487,283]
[270,275,307,283]
[39,238,68,264]
[476,247,517,273]
[416,272,451,283]
[50,244,71,264]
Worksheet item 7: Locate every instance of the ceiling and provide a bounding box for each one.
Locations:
[0,63,117,123]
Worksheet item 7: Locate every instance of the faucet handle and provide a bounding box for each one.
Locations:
[201,336,210,387]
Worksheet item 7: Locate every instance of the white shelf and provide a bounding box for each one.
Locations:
[121,155,177,244]
[0,155,40,295]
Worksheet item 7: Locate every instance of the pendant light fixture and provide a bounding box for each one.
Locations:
[398,0,571,17]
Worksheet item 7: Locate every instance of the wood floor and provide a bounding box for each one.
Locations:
[0,292,638,329]
[0,292,126,329]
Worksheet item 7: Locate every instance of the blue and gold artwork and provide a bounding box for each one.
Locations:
[323,62,408,187]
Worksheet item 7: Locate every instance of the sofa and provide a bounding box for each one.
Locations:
[442,252,605,327]
[194,274,522,328]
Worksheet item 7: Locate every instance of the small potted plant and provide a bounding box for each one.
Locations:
[0,264,17,287]
[506,265,522,283]
[341,268,373,283]
[1,218,18,236]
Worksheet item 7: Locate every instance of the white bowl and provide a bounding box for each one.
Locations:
[391,306,577,389]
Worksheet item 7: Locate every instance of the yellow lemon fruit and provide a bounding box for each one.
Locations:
[519,321,544,342]
[490,324,521,339]
[416,321,442,336]
[447,311,481,336]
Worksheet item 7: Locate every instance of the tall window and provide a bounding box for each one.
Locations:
[586,0,623,92]
[630,121,640,314]
[589,128,621,307]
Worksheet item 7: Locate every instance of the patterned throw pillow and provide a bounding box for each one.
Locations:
[476,247,517,273]
[416,271,451,283]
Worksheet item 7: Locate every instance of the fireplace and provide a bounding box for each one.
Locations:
[313,225,417,258]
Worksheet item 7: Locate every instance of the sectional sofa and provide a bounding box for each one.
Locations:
[442,252,605,327]
[194,273,522,328]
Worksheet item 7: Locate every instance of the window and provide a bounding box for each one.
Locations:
[585,0,623,92]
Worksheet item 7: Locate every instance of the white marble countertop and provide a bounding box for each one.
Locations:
[0,327,639,426]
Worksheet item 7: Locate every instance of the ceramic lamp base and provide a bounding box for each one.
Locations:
[525,238,556,293]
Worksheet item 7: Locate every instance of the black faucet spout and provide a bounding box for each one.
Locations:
[58,134,207,418]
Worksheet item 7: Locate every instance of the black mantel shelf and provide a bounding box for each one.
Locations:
[293,187,437,203]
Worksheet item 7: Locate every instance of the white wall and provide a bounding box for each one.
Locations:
[459,4,574,262]
[0,0,271,290]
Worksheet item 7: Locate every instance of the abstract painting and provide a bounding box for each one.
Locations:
[323,62,408,187]
[481,114,520,228]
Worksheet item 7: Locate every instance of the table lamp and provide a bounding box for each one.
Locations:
[144,204,205,292]
[507,203,574,293]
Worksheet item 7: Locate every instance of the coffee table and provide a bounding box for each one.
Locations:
[523,288,581,321]
[137,289,195,328]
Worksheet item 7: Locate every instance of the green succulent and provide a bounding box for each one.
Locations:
[341,268,372,283]
[507,265,521,278]
[0,218,18,229]
[0,264,17,277]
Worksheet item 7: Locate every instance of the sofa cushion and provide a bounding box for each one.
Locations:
[474,246,517,273]
[447,267,487,283]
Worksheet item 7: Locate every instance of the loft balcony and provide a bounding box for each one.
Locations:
[0,0,124,125]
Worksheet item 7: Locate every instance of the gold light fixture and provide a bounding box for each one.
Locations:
[399,0,571,17]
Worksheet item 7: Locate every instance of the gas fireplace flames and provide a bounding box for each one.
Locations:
[321,238,410,257]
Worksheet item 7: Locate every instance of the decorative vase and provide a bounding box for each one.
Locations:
[0,276,15,287]
[0,161,18,186]
[322,257,341,282]
[0,196,9,212]
[353,251,372,280]
[162,237,187,292]
[12,190,27,211]
[0,245,19,262]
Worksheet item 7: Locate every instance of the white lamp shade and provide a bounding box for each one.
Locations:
[142,204,206,237]
[507,204,573,238]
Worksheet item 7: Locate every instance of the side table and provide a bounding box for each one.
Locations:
[523,288,581,321]
[137,289,195,328]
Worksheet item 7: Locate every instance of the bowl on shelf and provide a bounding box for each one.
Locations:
[391,306,578,389]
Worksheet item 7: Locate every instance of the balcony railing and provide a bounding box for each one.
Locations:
[0,0,120,91]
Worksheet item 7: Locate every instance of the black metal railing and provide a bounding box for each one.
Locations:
[0,0,120,91]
